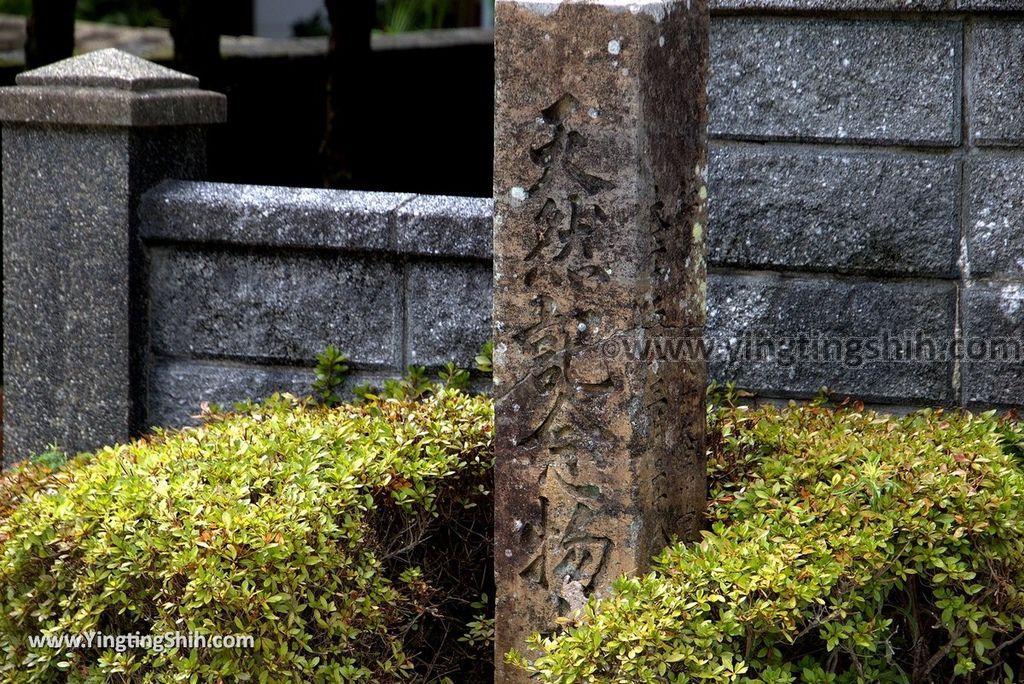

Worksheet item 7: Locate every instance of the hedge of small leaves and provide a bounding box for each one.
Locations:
[515,394,1024,683]
[0,390,493,683]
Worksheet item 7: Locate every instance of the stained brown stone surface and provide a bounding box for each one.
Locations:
[492,0,709,680]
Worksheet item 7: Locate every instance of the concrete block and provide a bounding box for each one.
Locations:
[965,156,1024,277]
[395,194,493,259]
[710,18,961,146]
[406,260,492,368]
[149,247,402,366]
[706,273,957,404]
[971,21,1024,146]
[962,283,1024,406]
[1,49,221,460]
[709,144,959,276]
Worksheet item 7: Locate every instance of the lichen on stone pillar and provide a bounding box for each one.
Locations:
[492,0,710,679]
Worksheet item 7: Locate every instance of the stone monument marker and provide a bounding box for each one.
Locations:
[492,0,709,679]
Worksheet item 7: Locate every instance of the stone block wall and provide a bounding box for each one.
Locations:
[140,181,493,427]
[705,2,1024,409]
[136,6,1024,425]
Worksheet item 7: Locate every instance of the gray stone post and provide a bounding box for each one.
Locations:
[492,1,709,679]
[0,48,226,462]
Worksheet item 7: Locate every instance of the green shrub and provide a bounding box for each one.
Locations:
[0,390,493,682]
[514,398,1024,683]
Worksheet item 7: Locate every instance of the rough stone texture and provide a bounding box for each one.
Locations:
[0,49,225,127]
[147,359,399,428]
[2,50,221,462]
[148,247,402,367]
[395,194,493,259]
[712,0,948,6]
[965,156,1024,277]
[406,261,493,367]
[127,127,211,446]
[142,181,412,251]
[17,47,198,90]
[141,181,497,260]
[707,273,957,404]
[971,21,1024,146]
[959,0,1024,7]
[710,18,961,146]
[149,360,315,427]
[709,145,959,276]
[0,87,226,127]
[962,283,1024,406]
[4,127,134,460]
[493,1,708,678]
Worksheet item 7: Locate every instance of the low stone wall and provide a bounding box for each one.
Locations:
[706,3,1024,409]
[140,181,493,427]
[145,6,1024,415]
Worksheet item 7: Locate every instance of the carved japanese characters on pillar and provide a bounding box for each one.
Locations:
[493,0,710,681]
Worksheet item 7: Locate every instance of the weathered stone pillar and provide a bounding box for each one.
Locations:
[493,0,709,679]
[0,49,225,462]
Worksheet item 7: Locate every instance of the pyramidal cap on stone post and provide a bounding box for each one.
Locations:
[492,0,709,680]
[0,48,226,126]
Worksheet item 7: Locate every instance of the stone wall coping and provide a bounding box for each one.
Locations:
[141,180,494,259]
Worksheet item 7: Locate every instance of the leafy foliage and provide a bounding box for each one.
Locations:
[7,354,1022,683]
[437,362,471,392]
[382,366,435,402]
[0,390,493,682]
[0,0,29,17]
[378,0,470,33]
[514,396,1024,683]
[312,345,350,407]
[28,446,68,471]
